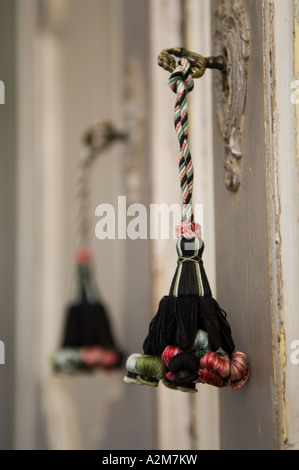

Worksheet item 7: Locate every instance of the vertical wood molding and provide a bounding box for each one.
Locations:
[15,0,154,450]
[149,0,192,451]
[149,0,219,451]
[212,0,277,450]
[15,0,40,449]
[0,0,17,450]
[185,0,220,450]
[36,0,127,450]
[36,30,83,450]
[263,0,299,449]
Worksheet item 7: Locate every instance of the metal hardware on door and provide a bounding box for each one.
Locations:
[76,120,128,251]
[158,0,250,192]
[158,47,227,79]
[82,120,128,163]
[214,0,250,192]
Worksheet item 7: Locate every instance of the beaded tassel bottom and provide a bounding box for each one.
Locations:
[124,238,249,392]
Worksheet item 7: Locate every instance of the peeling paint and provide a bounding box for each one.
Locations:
[262,0,288,449]
[278,329,287,443]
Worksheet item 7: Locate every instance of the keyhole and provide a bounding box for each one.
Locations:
[222,47,229,95]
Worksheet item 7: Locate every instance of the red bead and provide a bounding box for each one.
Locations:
[165,371,177,382]
[198,369,223,388]
[161,345,182,367]
[200,352,231,378]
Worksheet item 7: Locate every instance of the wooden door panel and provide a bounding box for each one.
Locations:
[211,0,277,450]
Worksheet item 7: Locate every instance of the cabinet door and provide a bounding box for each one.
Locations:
[0,0,17,451]
[211,0,299,450]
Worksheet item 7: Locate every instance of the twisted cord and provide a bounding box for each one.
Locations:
[75,152,92,252]
[169,58,195,224]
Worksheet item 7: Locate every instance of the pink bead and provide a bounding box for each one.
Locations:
[176,222,202,239]
[75,248,92,265]
[80,346,104,366]
[161,345,182,367]
[80,346,119,369]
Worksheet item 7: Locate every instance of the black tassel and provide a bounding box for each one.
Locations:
[62,301,118,350]
[143,294,235,357]
[124,237,248,391]
[53,250,123,374]
[143,238,235,357]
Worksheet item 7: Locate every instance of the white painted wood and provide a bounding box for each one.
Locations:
[15,0,41,449]
[36,29,84,450]
[149,0,192,451]
[265,0,299,449]
[149,0,219,451]
[209,0,299,449]
[14,0,127,450]
[185,0,220,451]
